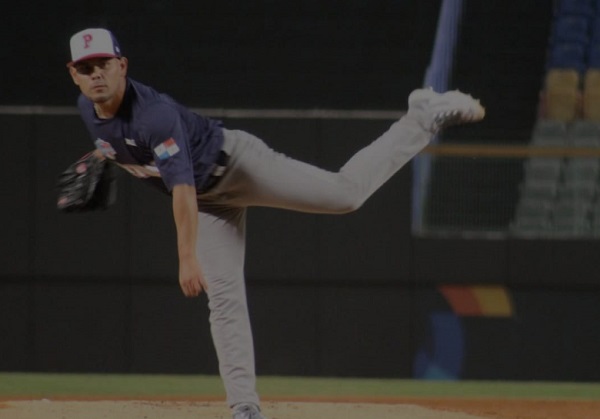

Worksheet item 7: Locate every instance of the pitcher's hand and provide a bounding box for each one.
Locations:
[179,255,208,297]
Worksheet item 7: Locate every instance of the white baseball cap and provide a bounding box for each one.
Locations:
[68,28,122,65]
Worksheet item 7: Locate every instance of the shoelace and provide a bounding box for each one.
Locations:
[234,405,263,419]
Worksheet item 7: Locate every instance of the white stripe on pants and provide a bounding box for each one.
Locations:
[196,115,431,407]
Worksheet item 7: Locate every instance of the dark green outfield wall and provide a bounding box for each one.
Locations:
[1,114,600,381]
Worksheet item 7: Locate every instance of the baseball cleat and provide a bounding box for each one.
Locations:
[232,403,267,419]
[407,88,485,133]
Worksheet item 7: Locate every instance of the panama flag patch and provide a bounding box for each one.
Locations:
[154,138,180,160]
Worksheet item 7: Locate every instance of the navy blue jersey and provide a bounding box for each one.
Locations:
[77,78,224,195]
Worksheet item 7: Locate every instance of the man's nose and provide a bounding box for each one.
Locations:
[90,65,104,78]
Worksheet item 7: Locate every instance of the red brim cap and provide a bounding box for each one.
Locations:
[68,28,122,67]
[67,53,120,67]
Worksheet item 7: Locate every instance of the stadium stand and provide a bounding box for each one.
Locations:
[511,0,600,237]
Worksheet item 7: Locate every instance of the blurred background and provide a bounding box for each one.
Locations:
[2,0,600,383]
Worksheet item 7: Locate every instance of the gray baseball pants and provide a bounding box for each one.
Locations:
[195,115,432,407]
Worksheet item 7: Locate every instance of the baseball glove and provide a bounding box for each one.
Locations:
[56,151,117,212]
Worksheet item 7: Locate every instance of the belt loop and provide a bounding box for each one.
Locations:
[212,150,229,176]
[201,149,230,194]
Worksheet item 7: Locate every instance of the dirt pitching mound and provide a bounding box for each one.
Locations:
[0,400,486,419]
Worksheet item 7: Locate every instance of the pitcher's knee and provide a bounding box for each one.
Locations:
[327,193,364,214]
[208,291,249,323]
[323,174,369,214]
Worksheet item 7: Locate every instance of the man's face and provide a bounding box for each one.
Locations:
[69,57,128,103]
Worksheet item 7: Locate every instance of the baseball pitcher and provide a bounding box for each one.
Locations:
[65,28,484,419]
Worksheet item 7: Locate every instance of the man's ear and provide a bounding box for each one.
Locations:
[119,57,129,76]
[68,66,80,86]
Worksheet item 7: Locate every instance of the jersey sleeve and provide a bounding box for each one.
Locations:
[139,103,195,191]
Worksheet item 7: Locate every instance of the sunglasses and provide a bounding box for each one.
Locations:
[73,58,118,75]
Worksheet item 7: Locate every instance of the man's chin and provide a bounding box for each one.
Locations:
[89,94,109,104]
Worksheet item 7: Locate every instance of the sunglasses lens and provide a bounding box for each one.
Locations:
[73,58,114,75]
[75,64,93,75]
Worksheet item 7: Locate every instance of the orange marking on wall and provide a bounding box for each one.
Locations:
[471,286,513,317]
[439,285,514,317]
[439,285,482,316]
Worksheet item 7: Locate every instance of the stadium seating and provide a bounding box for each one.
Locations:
[563,156,600,180]
[568,119,600,144]
[524,157,564,182]
[544,69,581,121]
[583,68,600,118]
[548,42,588,73]
[467,0,600,238]
[556,0,595,18]
[552,201,592,235]
[591,18,600,43]
[531,119,569,144]
[511,196,553,235]
[591,200,600,230]
[552,15,591,45]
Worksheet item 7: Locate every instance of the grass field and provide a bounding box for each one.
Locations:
[1,373,600,400]
[2,374,600,419]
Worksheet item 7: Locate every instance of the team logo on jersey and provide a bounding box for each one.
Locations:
[94,139,117,159]
[125,138,137,147]
[154,138,180,160]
